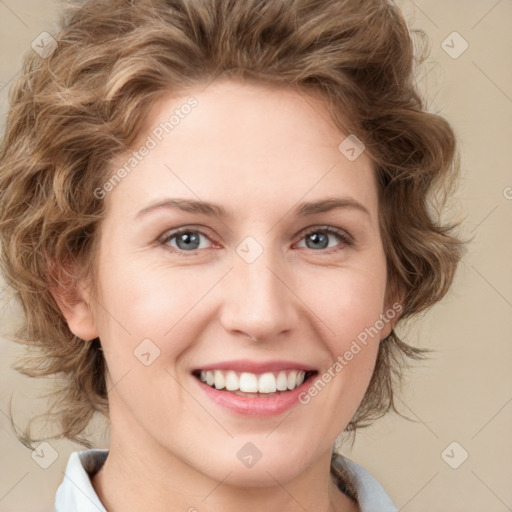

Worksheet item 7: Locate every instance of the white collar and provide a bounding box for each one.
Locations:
[53,449,397,512]
[53,450,107,512]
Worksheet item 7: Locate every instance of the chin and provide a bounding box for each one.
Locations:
[198,447,315,488]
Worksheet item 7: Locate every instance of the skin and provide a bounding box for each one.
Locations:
[53,78,400,512]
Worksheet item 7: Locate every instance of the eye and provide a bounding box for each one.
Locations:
[295,226,353,253]
[160,227,214,254]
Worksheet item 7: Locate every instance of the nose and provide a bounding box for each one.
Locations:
[219,244,299,343]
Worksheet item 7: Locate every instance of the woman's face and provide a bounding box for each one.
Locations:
[84,79,395,486]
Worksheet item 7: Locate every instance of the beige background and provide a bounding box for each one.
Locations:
[0,1,511,511]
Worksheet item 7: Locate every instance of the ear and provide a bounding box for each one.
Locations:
[47,258,99,342]
[380,278,406,340]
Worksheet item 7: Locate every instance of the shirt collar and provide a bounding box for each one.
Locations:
[53,449,108,512]
[331,452,398,511]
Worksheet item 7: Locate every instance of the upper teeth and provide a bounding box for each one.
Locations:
[199,370,307,393]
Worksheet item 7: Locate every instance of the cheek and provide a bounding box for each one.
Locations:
[304,264,388,346]
[299,262,387,400]
[94,258,214,365]
[303,275,385,426]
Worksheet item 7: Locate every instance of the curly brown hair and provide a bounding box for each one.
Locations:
[0,0,464,452]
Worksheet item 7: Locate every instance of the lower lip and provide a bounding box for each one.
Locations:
[194,376,314,417]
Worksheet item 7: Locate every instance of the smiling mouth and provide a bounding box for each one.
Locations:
[192,369,318,397]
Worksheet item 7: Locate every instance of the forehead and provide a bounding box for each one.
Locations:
[103,79,378,221]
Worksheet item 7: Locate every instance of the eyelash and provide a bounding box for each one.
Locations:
[159,225,354,256]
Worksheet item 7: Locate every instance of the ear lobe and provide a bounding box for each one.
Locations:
[379,310,400,341]
[47,259,99,342]
[381,282,406,341]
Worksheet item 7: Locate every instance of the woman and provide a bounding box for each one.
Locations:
[0,0,464,510]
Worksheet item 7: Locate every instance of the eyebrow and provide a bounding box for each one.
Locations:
[134,197,371,220]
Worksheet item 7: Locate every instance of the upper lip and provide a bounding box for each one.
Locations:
[193,359,318,374]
